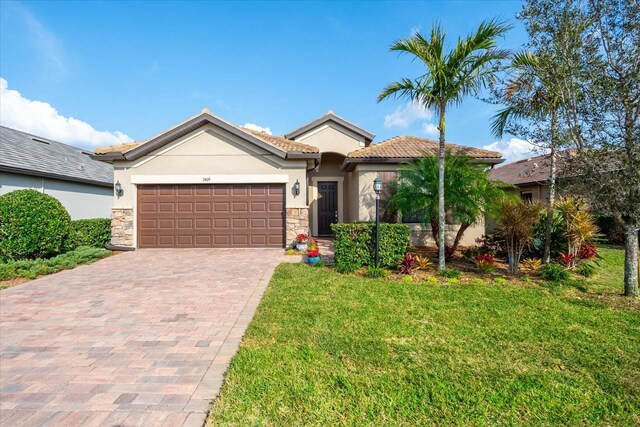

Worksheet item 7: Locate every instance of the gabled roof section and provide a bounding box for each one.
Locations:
[284,111,375,144]
[342,135,503,171]
[92,109,320,162]
[489,151,574,185]
[0,126,113,187]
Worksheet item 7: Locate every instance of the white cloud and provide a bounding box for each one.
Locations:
[243,123,272,135]
[422,123,439,137]
[384,101,432,129]
[482,138,538,163]
[0,78,133,148]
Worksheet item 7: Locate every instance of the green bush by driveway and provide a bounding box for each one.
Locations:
[0,189,71,261]
[208,254,639,426]
[69,218,111,248]
[0,246,111,281]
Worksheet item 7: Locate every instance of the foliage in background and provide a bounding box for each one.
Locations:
[0,189,71,261]
[68,218,111,249]
[365,266,389,279]
[0,246,111,281]
[399,253,417,275]
[498,199,545,273]
[474,254,497,273]
[555,197,599,268]
[388,154,514,259]
[378,19,511,270]
[332,222,410,272]
[521,257,543,272]
[519,0,639,296]
[438,268,462,279]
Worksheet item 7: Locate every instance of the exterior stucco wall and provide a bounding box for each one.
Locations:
[110,124,308,248]
[355,164,487,247]
[0,171,112,219]
[294,124,365,156]
[509,184,549,203]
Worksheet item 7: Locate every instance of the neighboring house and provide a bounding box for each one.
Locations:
[0,126,114,219]
[92,109,503,249]
[488,151,574,202]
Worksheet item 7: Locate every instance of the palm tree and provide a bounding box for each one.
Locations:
[387,154,514,259]
[491,51,563,264]
[379,20,511,270]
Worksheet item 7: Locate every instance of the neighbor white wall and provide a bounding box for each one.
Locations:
[0,171,113,219]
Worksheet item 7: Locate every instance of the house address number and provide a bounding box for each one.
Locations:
[202,177,211,182]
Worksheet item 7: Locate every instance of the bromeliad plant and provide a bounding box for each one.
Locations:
[555,197,599,269]
[498,199,545,274]
[474,253,497,273]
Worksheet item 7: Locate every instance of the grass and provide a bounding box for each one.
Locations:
[208,246,639,426]
[0,246,111,282]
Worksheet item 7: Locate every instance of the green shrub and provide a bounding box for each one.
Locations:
[68,218,111,248]
[576,261,597,278]
[539,263,570,282]
[425,276,438,284]
[494,277,507,284]
[0,246,110,281]
[0,189,71,261]
[401,275,414,283]
[471,278,485,285]
[332,222,410,272]
[439,268,462,279]
[365,266,389,278]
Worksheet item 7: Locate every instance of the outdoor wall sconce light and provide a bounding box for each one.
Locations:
[115,180,124,198]
[292,179,301,197]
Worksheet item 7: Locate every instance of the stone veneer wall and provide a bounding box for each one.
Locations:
[111,208,134,247]
[286,207,309,243]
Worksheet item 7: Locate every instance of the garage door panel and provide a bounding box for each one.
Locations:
[138,184,284,248]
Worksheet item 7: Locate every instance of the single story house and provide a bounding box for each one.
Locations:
[0,126,114,219]
[488,151,574,203]
[92,109,503,249]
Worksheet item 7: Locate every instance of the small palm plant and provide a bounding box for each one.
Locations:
[498,199,545,273]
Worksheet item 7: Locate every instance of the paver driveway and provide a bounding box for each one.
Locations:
[0,248,283,426]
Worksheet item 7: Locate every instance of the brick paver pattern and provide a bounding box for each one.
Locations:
[0,248,283,426]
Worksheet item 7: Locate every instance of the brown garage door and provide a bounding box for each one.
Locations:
[137,184,285,248]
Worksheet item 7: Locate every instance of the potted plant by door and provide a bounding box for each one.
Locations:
[306,239,321,265]
[295,233,308,252]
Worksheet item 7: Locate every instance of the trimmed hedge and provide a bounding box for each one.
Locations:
[332,222,410,272]
[0,189,71,261]
[69,218,111,248]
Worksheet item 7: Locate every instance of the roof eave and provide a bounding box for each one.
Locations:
[285,114,375,141]
[341,156,504,172]
[0,165,113,188]
[120,113,289,161]
[90,152,126,161]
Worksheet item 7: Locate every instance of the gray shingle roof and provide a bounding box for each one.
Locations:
[0,126,113,187]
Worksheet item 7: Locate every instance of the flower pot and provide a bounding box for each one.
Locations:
[296,243,308,252]
[307,256,321,265]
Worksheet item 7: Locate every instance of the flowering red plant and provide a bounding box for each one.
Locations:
[307,249,320,257]
[295,233,308,243]
[400,252,417,274]
[578,244,597,260]
[475,254,495,264]
[558,252,575,266]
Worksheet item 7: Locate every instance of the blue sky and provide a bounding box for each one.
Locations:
[0,0,533,160]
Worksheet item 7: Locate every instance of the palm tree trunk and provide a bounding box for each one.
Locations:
[450,223,470,258]
[624,222,639,297]
[430,218,439,247]
[543,110,559,264]
[437,109,446,270]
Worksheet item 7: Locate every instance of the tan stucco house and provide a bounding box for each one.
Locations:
[92,110,503,249]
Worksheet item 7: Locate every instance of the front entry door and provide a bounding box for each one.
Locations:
[317,181,338,235]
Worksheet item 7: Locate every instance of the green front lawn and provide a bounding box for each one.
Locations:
[208,247,640,426]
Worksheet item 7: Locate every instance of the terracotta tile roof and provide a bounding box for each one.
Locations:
[241,128,319,153]
[488,151,574,185]
[346,135,503,160]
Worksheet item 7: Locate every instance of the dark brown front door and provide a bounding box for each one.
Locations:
[137,184,285,248]
[317,181,338,235]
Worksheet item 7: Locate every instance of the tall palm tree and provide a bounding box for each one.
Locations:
[379,20,511,269]
[491,51,562,264]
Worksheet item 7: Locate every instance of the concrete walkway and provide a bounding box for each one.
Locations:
[0,248,283,426]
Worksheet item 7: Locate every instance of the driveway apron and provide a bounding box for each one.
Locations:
[0,248,282,426]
